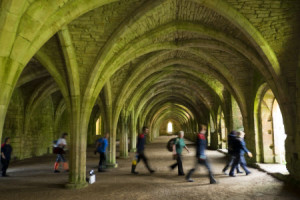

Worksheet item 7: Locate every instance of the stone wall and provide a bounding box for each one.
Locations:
[2,88,58,160]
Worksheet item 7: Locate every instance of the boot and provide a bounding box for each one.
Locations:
[54,162,60,173]
[236,165,243,173]
[209,173,217,184]
[98,164,106,172]
[186,169,195,182]
[131,164,138,174]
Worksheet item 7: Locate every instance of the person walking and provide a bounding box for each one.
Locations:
[131,126,155,174]
[222,130,243,175]
[186,124,217,184]
[95,133,109,172]
[229,131,252,177]
[54,133,69,173]
[170,131,190,176]
[1,137,12,177]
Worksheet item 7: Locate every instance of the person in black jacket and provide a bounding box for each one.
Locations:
[131,126,155,174]
[229,131,252,177]
[222,131,243,174]
[1,137,13,177]
[186,125,216,184]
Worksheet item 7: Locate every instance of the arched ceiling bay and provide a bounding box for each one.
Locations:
[17,0,291,132]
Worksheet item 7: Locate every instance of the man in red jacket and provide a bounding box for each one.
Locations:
[186,125,216,184]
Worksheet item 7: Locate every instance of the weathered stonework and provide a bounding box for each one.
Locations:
[0,0,300,188]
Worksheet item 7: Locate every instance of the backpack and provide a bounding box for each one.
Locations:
[166,138,177,152]
[52,140,65,154]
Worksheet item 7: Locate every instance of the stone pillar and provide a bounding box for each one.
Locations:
[65,96,88,189]
[107,125,118,168]
[243,100,257,164]
[0,84,11,146]
[119,115,129,158]
[0,59,23,148]
[210,115,219,150]
[130,111,137,152]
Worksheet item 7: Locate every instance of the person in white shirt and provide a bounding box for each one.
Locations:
[54,133,69,173]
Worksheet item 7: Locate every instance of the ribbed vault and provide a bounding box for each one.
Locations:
[1,0,300,188]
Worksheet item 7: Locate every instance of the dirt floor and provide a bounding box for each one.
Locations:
[0,136,299,200]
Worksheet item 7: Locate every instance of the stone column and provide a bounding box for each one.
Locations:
[65,96,88,189]
[107,122,118,168]
[119,115,129,158]
[130,111,137,152]
[243,100,257,164]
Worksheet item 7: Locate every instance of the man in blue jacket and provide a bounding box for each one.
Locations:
[186,125,216,184]
[229,131,252,177]
[1,137,13,177]
[131,126,155,174]
[95,133,109,172]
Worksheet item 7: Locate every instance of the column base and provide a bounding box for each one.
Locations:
[119,155,129,159]
[106,162,118,168]
[130,148,137,152]
[65,182,88,189]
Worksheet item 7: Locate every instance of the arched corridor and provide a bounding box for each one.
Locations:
[0,136,299,200]
[0,0,300,196]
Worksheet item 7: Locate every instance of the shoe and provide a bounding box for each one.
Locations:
[222,170,228,175]
[229,174,236,177]
[169,166,174,171]
[178,174,185,176]
[150,170,155,174]
[210,179,217,184]
[2,174,9,177]
[246,171,251,176]
[131,171,139,174]
[187,178,194,182]
[237,171,243,174]
[54,170,60,173]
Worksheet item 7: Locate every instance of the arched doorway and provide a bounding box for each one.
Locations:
[256,87,286,164]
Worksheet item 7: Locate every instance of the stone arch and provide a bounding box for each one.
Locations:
[254,83,287,164]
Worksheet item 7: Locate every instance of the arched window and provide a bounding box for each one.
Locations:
[96,116,102,135]
[167,122,173,133]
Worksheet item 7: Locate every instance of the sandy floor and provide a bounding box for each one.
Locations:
[0,136,299,200]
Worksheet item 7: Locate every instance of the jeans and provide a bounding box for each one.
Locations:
[137,151,152,172]
[99,152,106,170]
[223,155,241,172]
[56,154,66,162]
[186,157,215,181]
[229,154,250,175]
[1,158,10,176]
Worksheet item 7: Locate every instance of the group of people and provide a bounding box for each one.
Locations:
[128,125,217,184]
[128,125,252,184]
[222,130,252,177]
[1,125,252,184]
[168,125,216,183]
